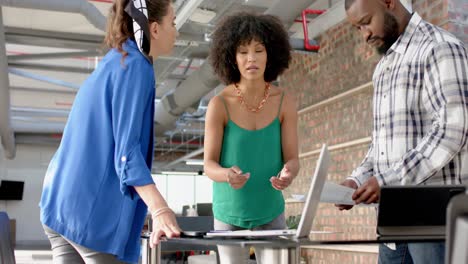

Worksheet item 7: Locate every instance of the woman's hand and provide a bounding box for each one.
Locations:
[226,166,250,189]
[150,210,181,247]
[270,164,294,190]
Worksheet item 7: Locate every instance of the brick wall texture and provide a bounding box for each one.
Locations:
[279,1,466,263]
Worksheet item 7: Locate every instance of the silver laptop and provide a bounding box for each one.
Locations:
[206,144,330,239]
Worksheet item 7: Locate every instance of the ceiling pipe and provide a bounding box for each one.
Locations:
[300,9,325,51]
[154,0,316,136]
[0,10,15,159]
[155,62,219,135]
[8,68,80,90]
[264,0,315,25]
[290,38,319,53]
[0,0,106,32]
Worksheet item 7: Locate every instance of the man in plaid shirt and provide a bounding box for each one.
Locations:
[338,0,468,263]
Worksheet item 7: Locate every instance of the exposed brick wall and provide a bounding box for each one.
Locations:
[414,0,468,44]
[413,0,448,26]
[302,248,378,264]
[279,0,466,262]
[281,22,380,109]
[446,0,468,44]
[298,88,373,154]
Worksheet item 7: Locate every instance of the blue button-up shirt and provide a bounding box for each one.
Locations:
[40,39,156,263]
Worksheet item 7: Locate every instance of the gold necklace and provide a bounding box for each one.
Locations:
[234,82,271,113]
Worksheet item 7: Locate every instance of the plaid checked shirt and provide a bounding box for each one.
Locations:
[348,13,468,186]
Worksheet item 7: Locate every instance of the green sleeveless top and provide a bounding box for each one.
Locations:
[213,93,285,229]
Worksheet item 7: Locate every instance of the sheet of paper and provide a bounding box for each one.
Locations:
[320,181,378,207]
[320,181,355,205]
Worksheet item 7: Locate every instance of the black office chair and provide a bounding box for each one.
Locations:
[182,205,190,216]
[0,212,16,264]
[445,192,468,264]
[196,203,213,216]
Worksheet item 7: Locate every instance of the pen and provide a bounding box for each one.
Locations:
[276,171,281,178]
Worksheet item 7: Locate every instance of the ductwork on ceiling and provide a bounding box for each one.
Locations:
[0,0,106,159]
[0,0,106,31]
[0,0,321,158]
[154,0,317,136]
[155,61,219,136]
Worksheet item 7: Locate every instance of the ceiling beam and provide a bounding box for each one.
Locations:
[4,27,104,50]
[161,147,204,169]
[0,10,15,158]
[7,50,102,61]
[0,0,106,31]
[11,107,70,118]
[175,0,204,30]
[10,86,77,94]
[9,62,94,74]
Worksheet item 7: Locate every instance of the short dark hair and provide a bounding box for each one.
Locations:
[210,12,291,84]
[344,0,356,10]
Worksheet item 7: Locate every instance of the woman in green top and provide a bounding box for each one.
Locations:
[204,12,300,264]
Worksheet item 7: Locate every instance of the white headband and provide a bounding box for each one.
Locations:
[125,0,152,60]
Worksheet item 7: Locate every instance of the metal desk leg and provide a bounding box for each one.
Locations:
[141,237,161,264]
[260,247,300,264]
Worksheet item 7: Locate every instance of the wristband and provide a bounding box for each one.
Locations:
[150,206,173,219]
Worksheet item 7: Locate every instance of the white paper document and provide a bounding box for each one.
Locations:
[320,181,355,205]
[320,181,378,207]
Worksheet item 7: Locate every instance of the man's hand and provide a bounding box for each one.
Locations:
[226,166,250,189]
[353,176,380,204]
[335,179,358,210]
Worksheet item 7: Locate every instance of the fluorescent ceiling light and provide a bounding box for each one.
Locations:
[185,159,204,166]
[189,8,216,24]
[175,0,204,30]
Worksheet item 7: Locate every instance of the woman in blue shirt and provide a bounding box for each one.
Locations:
[39,0,180,263]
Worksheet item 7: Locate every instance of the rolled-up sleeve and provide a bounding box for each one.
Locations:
[111,59,155,198]
[347,142,375,187]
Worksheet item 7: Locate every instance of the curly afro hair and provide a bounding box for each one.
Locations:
[209,11,292,84]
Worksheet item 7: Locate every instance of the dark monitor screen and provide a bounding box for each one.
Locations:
[378,185,466,227]
[0,180,24,200]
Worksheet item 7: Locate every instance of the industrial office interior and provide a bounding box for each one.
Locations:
[0,0,467,263]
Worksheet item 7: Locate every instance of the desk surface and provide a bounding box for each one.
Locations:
[144,232,445,249]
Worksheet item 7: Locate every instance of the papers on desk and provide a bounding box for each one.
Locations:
[320,181,378,207]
